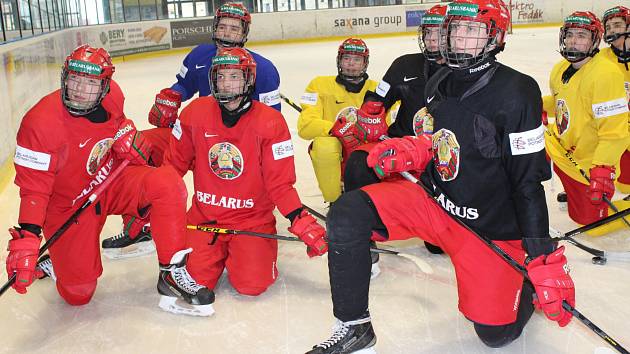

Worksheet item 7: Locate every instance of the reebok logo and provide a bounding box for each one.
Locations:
[156,98,178,108]
[338,121,354,135]
[358,116,382,125]
[114,124,133,141]
[469,62,491,74]
[79,138,92,148]
[403,76,417,82]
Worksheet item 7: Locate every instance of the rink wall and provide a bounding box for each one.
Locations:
[0,0,623,190]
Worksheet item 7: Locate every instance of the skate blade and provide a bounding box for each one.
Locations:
[370,263,381,280]
[102,241,156,260]
[159,296,215,317]
[351,347,377,354]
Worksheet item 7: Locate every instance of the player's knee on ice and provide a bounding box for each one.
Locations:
[145,165,187,201]
[57,280,97,306]
[233,285,269,297]
[327,190,376,245]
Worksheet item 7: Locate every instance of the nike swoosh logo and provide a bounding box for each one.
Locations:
[403,76,418,82]
[196,65,205,69]
[204,133,218,138]
[335,100,344,104]
[79,138,92,148]
[427,95,435,104]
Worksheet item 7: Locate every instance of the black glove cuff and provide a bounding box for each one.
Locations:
[18,223,42,237]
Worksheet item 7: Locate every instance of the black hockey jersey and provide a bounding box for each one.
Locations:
[422,60,551,241]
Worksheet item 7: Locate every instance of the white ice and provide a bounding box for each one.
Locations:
[1,27,629,354]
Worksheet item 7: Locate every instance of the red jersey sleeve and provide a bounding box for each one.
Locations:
[258,109,302,216]
[163,104,196,177]
[14,99,65,226]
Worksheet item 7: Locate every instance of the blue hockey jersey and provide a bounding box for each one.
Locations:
[171,44,281,111]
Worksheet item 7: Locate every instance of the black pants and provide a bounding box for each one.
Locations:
[327,189,534,348]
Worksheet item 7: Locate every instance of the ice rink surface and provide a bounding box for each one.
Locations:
[1,27,629,354]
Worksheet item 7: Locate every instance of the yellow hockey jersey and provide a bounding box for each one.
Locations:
[297,76,378,140]
[601,46,630,110]
[544,52,630,183]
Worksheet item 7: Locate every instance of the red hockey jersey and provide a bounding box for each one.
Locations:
[14,81,127,226]
[165,97,302,229]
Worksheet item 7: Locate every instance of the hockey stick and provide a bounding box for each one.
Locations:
[544,128,630,228]
[547,207,630,264]
[187,225,433,274]
[280,93,302,113]
[0,159,130,298]
[399,171,629,354]
[302,204,327,222]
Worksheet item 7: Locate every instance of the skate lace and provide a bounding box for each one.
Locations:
[172,266,204,294]
[316,321,350,349]
[111,231,126,241]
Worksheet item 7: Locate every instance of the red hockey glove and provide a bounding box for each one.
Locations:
[366,135,433,179]
[355,101,388,143]
[526,246,575,327]
[6,227,42,294]
[330,115,362,158]
[148,88,181,128]
[587,165,615,205]
[288,210,328,258]
[112,119,152,165]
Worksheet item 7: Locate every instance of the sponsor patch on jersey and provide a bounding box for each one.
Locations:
[208,142,243,180]
[592,97,629,119]
[14,145,51,171]
[335,106,358,123]
[432,129,460,181]
[625,82,630,110]
[272,139,294,160]
[87,138,114,175]
[413,107,434,136]
[376,80,391,98]
[259,89,281,106]
[555,99,570,135]
[509,124,545,156]
[300,92,318,105]
[172,119,182,140]
[179,65,188,78]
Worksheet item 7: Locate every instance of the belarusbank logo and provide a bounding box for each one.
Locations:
[343,44,366,53]
[447,3,478,17]
[604,8,621,19]
[68,60,102,75]
[422,14,444,25]
[212,55,240,65]
[220,4,245,17]
[565,15,590,25]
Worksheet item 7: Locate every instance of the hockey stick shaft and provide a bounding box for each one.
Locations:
[399,171,629,354]
[280,93,302,113]
[302,204,327,221]
[1,160,130,297]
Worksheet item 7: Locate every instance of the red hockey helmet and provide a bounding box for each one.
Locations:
[61,45,115,116]
[210,47,257,107]
[419,4,447,61]
[603,6,630,50]
[336,38,370,82]
[559,11,603,63]
[212,3,251,48]
[439,0,511,69]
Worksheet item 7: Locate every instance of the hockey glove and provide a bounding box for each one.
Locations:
[330,115,362,158]
[366,135,433,179]
[587,165,615,205]
[355,101,388,143]
[148,88,181,128]
[112,119,152,166]
[6,227,42,294]
[288,210,328,257]
[526,246,575,327]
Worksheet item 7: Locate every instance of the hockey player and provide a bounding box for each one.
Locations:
[163,48,327,300]
[6,45,214,316]
[103,3,282,258]
[344,4,448,255]
[307,1,575,352]
[297,38,381,203]
[543,11,630,235]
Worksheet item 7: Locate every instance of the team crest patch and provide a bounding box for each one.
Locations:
[208,142,244,180]
[335,106,358,123]
[87,138,114,175]
[555,99,570,135]
[432,129,460,181]
[413,107,434,136]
